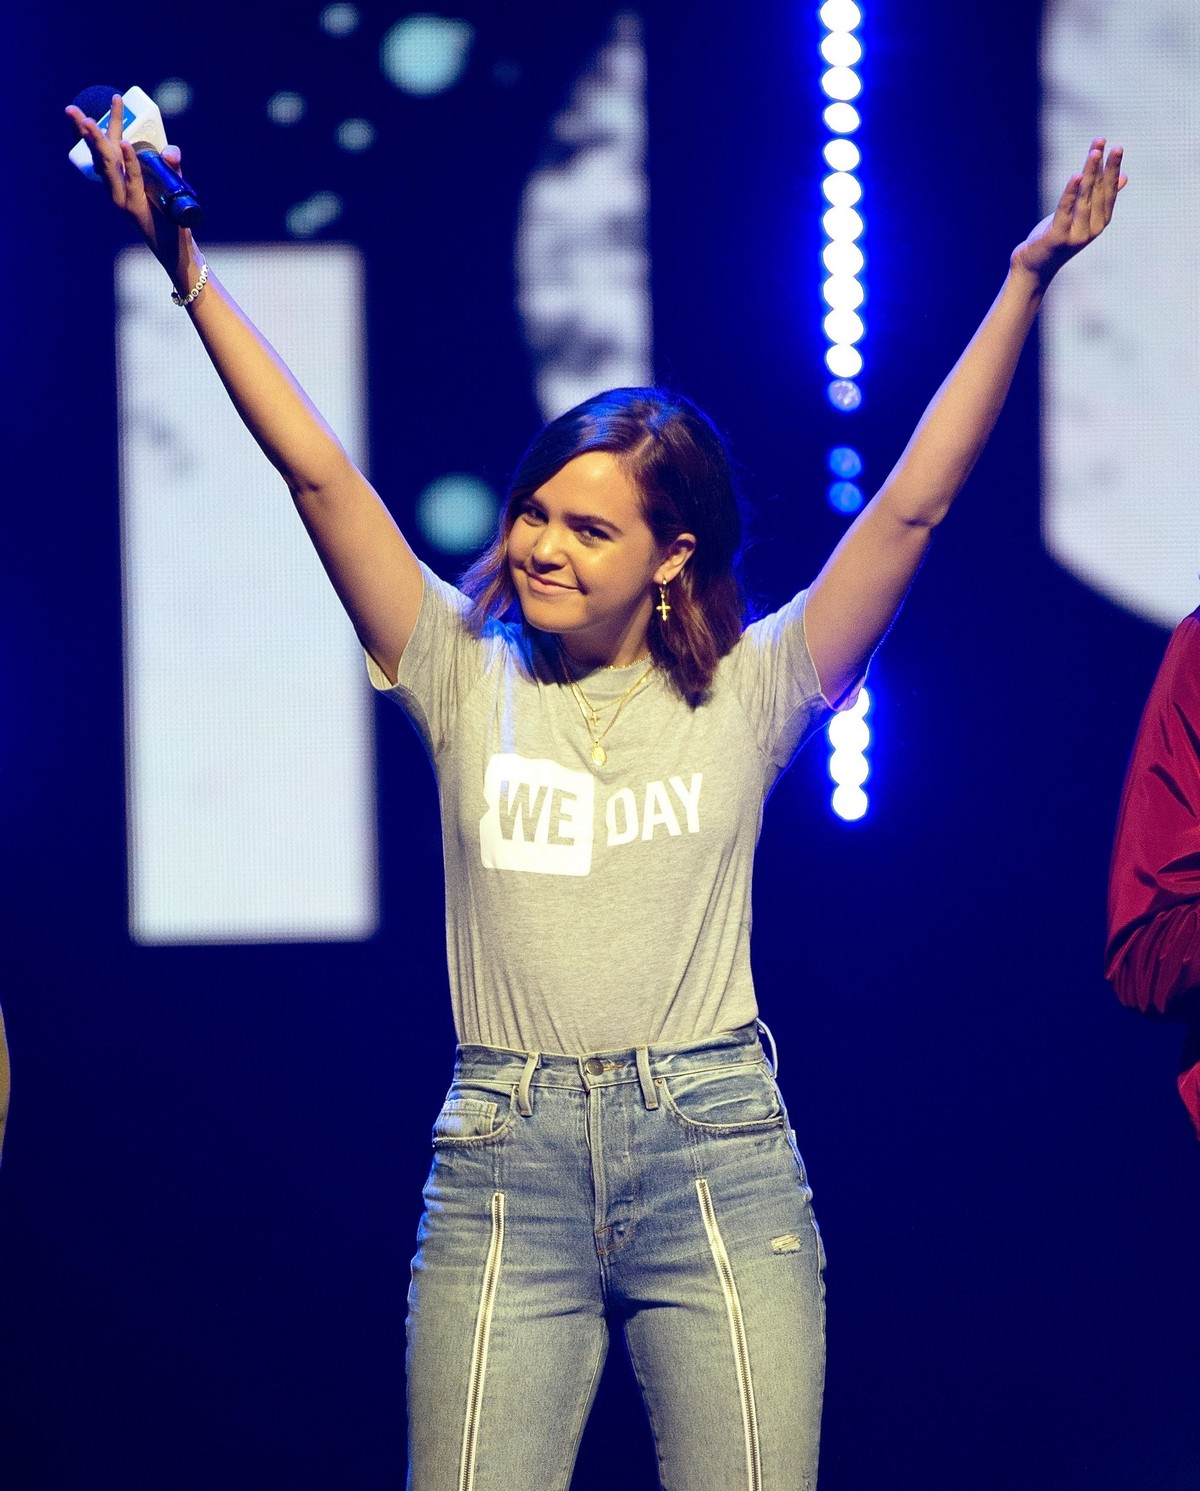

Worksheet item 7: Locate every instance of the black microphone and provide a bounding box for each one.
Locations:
[68,85,205,229]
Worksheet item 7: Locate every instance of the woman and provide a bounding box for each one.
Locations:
[69,98,1123,1491]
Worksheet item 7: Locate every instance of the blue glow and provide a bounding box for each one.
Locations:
[381,16,475,96]
[829,446,863,478]
[416,474,499,553]
[828,481,865,513]
[827,379,863,410]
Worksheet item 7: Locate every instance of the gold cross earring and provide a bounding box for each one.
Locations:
[656,582,671,623]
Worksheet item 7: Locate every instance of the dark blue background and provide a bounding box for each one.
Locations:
[3,3,1196,1487]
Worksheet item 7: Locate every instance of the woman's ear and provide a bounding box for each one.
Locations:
[655,532,696,586]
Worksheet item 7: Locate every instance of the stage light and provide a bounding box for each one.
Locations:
[416,475,499,554]
[823,102,861,133]
[381,16,475,96]
[822,240,864,276]
[267,92,307,126]
[286,192,343,238]
[822,276,864,311]
[821,67,862,102]
[823,309,865,345]
[828,687,872,820]
[827,378,863,410]
[826,345,863,377]
[829,447,863,478]
[822,171,863,208]
[320,3,360,35]
[820,31,863,67]
[827,481,861,513]
[336,118,376,152]
[820,0,863,29]
[155,79,193,117]
[823,206,864,242]
[823,138,861,171]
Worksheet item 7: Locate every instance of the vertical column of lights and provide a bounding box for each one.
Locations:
[820,0,872,821]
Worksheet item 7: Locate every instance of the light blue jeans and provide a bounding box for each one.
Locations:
[405,1023,826,1491]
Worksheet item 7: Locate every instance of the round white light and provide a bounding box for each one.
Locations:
[267,91,307,126]
[823,206,865,242]
[285,191,343,239]
[382,16,475,96]
[823,138,861,172]
[823,102,861,134]
[825,345,864,377]
[336,118,376,152]
[820,0,863,30]
[155,78,193,117]
[821,67,862,102]
[820,32,863,67]
[823,240,865,276]
[416,474,499,553]
[828,713,870,752]
[823,276,865,311]
[822,172,863,208]
[829,750,870,788]
[824,309,866,345]
[832,784,869,821]
[849,687,871,719]
[320,3,359,35]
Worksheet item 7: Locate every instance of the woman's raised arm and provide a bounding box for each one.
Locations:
[803,139,1126,706]
[68,95,423,685]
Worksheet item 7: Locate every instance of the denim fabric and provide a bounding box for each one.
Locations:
[406,1024,826,1491]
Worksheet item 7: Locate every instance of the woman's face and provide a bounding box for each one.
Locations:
[506,452,692,668]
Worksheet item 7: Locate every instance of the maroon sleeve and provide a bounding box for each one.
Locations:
[1105,610,1200,1018]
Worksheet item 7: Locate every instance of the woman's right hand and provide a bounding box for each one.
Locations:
[65,94,188,270]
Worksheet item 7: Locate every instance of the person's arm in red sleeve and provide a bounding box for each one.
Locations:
[1105,610,1200,1019]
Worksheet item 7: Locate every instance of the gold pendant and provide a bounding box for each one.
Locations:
[591,743,608,766]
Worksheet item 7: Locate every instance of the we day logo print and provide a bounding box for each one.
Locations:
[479,754,704,876]
[480,756,596,876]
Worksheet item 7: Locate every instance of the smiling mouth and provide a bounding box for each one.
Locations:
[523,571,576,593]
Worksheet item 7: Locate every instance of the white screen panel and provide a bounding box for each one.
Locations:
[1041,0,1200,629]
[119,244,378,944]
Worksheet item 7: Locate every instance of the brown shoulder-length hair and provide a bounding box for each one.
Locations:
[460,388,746,702]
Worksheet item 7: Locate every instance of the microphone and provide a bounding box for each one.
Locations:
[68,85,204,229]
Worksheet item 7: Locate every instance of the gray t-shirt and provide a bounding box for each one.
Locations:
[368,564,832,1053]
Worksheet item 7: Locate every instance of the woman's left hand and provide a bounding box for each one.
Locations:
[1011,138,1126,287]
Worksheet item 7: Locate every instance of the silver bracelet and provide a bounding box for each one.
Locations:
[170,260,209,308]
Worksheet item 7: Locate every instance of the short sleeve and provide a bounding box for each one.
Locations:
[365,562,484,756]
[724,589,840,774]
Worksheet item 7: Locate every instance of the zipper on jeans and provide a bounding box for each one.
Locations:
[458,1190,505,1491]
[696,1177,762,1491]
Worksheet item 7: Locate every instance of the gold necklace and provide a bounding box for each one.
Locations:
[559,652,655,766]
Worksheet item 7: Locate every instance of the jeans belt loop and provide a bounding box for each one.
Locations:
[757,1018,779,1080]
[517,1051,539,1116]
[635,1045,659,1110]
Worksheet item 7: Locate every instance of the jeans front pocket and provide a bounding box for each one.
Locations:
[431,1084,517,1145]
[658,1062,785,1133]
